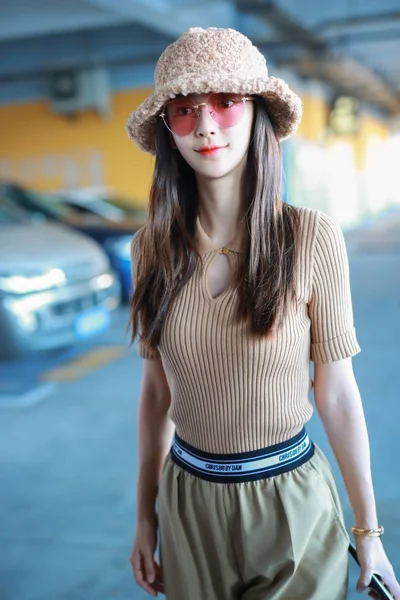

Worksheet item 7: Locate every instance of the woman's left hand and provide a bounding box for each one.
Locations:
[355,536,400,599]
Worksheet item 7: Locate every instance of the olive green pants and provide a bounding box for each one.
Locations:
[158,445,349,600]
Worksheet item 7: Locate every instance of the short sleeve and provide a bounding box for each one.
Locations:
[130,232,161,361]
[308,212,361,364]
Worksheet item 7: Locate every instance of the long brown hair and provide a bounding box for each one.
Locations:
[129,96,300,349]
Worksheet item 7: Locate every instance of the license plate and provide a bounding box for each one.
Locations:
[75,307,110,338]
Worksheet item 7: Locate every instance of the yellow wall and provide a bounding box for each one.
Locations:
[297,95,328,142]
[0,89,155,207]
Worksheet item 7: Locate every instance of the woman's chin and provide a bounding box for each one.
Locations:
[193,160,245,181]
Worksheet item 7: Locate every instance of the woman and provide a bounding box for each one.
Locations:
[126,27,399,600]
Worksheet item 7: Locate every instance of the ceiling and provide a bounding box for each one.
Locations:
[1,0,399,114]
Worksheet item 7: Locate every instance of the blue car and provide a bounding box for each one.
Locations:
[0,183,141,301]
[101,235,133,301]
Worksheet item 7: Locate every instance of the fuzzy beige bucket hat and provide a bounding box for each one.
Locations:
[126,27,302,154]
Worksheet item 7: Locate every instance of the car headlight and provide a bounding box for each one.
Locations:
[0,268,66,294]
[104,236,132,261]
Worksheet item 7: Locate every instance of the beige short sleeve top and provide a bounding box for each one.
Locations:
[131,207,360,452]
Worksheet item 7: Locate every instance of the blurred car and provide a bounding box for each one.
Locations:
[0,183,142,301]
[0,199,121,360]
[54,187,146,223]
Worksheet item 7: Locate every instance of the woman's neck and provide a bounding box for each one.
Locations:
[196,173,245,244]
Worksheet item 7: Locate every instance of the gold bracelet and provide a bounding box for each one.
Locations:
[351,525,384,537]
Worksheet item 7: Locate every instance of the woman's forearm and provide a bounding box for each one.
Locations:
[136,389,175,523]
[315,380,378,528]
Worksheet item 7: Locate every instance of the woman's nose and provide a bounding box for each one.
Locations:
[195,106,216,137]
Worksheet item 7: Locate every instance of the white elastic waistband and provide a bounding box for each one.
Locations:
[171,430,314,482]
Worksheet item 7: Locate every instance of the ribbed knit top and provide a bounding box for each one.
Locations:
[132,207,361,453]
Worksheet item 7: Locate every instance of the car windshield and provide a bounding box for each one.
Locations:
[0,195,32,224]
[63,196,127,221]
[55,190,145,223]
[4,185,80,220]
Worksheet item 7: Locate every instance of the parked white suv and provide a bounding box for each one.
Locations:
[0,203,121,359]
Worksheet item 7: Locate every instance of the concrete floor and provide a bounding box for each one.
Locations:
[1,225,399,600]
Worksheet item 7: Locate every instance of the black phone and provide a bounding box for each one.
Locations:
[348,543,394,599]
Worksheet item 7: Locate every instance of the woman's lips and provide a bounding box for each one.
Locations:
[196,146,227,156]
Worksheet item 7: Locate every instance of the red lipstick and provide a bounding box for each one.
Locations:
[196,145,227,156]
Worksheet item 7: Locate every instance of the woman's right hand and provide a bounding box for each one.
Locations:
[130,515,164,597]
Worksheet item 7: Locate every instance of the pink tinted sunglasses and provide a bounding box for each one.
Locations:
[160,93,253,137]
